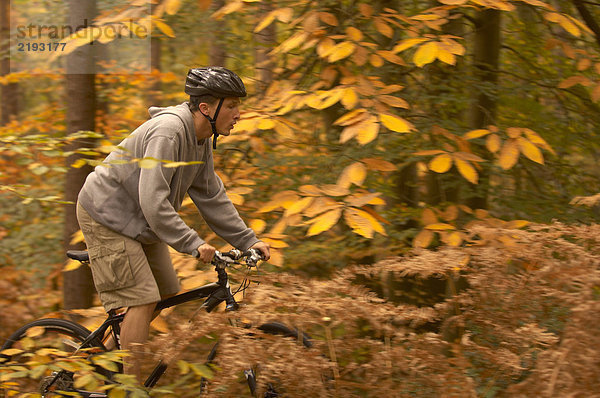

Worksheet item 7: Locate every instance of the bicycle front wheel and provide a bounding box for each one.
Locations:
[1,318,103,396]
[200,322,318,397]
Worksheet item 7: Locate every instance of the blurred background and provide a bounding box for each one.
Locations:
[1,0,600,396]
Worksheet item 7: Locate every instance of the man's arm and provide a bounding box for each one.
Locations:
[138,135,204,255]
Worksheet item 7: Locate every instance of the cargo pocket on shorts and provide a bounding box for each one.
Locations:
[88,241,135,292]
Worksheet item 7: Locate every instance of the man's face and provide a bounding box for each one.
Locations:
[211,97,241,136]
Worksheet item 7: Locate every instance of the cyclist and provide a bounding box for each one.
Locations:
[76,66,270,384]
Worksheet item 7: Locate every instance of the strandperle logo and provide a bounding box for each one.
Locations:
[15,19,149,41]
[10,0,151,74]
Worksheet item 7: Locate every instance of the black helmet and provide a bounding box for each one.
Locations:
[185,66,247,98]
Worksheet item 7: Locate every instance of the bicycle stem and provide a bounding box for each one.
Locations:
[216,266,239,311]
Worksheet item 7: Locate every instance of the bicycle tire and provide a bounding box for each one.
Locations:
[1,318,105,396]
[200,322,312,397]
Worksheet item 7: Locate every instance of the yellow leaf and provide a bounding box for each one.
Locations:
[356,118,380,145]
[346,192,384,207]
[71,158,87,168]
[377,50,406,65]
[337,162,367,188]
[299,185,322,196]
[361,157,397,171]
[341,88,359,109]
[64,259,83,272]
[328,41,356,63]
[393,38,428,53]
[257,118,276,130]
[558,75,592,89]
[464,129,491,140]
[421,208,438,225]
[276,8,294,23]
[425,223,455,230]
[334,108,367,126]
[320,184,350,196]
[507,127,522,138]
[517,137,544,164]
[522,129,555,154]
[447,231,463,246]
[150,316,169,333]
[369,54,384,67]
[319,12,338,26]
[413,42,438,67]
[212,0,243,19]
[228,193,244,205]
[413,229,434,248]
[278,32,308,53]
[344,208,374,238]
[429,154,453,173]
[558,14,581,37]
[138,158,159,169]
[436,48,456,65]
[379,114,412,133]
[442,205,459,221]
[26,326,46,338]
[285,197,314,216]
[486,134,501,153]
[306,208,342,236]
[165,0,182,15]
[498,139,520,170]
[317,38,336,58]
[70,229,85,245]
[1,348,23,356]
[379,95,409,109]
[262,237,289,248]
[258,191,299,212]
[254,10,277,33]
[455,158,478,184]
[274,120,294,139]
[374,18,393,38]
[249,219,267,234]
[346,27,363,41]
[304,197,342,217]
[358,3,374,18]
[506,220,530,229]
[154,19,175,38]
[267,249,284,267]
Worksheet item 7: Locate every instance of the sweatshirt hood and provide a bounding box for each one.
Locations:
[148,102,197,142]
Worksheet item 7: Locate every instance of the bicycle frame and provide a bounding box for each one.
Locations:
[59,264,239,393]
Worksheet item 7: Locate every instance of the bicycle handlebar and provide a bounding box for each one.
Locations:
[212,248,264,267]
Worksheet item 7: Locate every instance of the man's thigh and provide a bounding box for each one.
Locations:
[77,203,162,311]
[142,242,180,299]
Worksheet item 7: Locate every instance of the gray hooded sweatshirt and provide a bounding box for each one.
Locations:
[78,103,258,255]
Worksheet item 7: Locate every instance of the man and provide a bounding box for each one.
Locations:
[76,66,270,383]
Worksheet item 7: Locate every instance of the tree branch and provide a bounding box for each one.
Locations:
[572,0,600,48]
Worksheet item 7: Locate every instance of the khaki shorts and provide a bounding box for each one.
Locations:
[76,202,180,311]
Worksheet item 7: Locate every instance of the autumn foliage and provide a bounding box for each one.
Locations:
[2,0,600,396]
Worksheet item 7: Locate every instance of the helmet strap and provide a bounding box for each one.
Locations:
[199,98,225,149]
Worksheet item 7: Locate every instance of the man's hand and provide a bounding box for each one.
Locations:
[196,243,216,263]
[250,241,271,261]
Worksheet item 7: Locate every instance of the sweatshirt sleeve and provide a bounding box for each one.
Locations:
[138,135,204,254]
[187,148,259,251]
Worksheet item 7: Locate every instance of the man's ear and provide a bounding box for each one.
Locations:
[198,102,210,116]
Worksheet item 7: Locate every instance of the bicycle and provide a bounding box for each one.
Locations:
[0,248,312,397]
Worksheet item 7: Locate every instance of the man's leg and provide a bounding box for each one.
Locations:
[120,302,157,383]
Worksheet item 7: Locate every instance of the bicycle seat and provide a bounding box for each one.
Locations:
[67,250,89,262]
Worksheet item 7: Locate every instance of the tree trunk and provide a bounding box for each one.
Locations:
[209,0,226,66]
[254,0,275,92]
[466,9,501,209]
[0,0,18,124]
[147,1,161,106]
[63,0,97,310]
